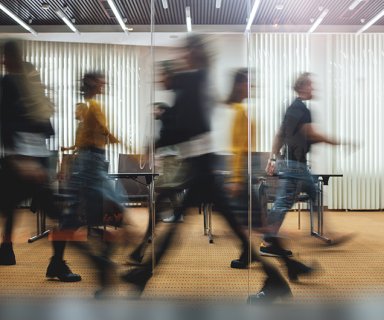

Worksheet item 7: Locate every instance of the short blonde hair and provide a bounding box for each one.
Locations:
[293,72,312,93]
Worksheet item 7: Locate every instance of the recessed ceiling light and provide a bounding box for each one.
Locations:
[360,18,365,23]
[276,4,283,10]
[127,27,133,31]
[310,18,315,23]
[41,2,50,10]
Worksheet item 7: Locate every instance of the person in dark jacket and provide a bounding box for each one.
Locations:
[0,39,81,282]
[122,34,293,303]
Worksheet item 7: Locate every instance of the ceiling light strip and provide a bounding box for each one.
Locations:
[245,0,261,32]
[186,6,192,32]
[308,8,329,33]
[216,0,222,9]
[56,9,79,34]
[107,0,129,33]
[357,8,384,34]
[349,0,364,11]
[162,0,168,10]
[0,3,37,35]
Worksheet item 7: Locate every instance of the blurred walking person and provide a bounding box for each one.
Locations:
[0,39,80,282]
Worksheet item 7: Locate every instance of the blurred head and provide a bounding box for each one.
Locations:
[80,72,106,98]
[293,72,313,100]
[226,68,248,104]
[75,102,88,120]
[2,40,24,73]
[183,34,210,69]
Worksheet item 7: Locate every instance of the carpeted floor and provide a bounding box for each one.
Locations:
[1,207,384,304]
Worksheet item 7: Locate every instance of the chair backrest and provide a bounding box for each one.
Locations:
[251,152,270,177]
[117,154,150,203]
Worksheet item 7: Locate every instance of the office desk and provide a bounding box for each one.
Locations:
[311,174,343,243]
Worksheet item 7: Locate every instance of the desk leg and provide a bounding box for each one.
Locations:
[310,179,332,244]
[28,209,50,243]
[149,180,156,273]
[203,203,214,244]
[207,203,213,244]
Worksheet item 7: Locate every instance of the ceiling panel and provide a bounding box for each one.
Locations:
[0,0,383,32]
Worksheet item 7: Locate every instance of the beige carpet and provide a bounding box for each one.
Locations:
[1,207,384,303]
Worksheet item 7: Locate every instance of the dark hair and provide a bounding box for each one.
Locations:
[80,71,105,96]
[3,39,24,73]
[3,39,22,56]
[226,68,248,104]
[184,34,211,69]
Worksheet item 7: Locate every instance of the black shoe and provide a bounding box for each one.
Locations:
[286,258,315,281]
[90,255,115,289]
[129,248,144,264]
[0,242,16,265]
[46,257,82,282]
[230,250,259,269]
[259,243,292,257]
[121,267,152,292]
[247,276,292,304]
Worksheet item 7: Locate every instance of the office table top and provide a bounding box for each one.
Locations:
[311,174,343,185]
[108,172,159,184]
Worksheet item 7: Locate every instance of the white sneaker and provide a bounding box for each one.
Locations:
[162,215,184,223]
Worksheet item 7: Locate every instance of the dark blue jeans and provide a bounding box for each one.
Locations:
[267,160,317,235]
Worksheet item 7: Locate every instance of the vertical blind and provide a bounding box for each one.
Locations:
[329,34,384,210]
[250,33,383,210]
[250,33,310,152]
[22,40,143,173]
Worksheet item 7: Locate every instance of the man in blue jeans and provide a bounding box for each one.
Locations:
[262,72,340,257]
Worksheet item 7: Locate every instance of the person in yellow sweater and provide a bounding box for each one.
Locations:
[226,68,256,196]
[224,68,267,232]
[68,72,124,296]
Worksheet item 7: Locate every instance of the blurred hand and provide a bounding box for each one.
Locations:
[265,159,276,176]
[340,140,361,155]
